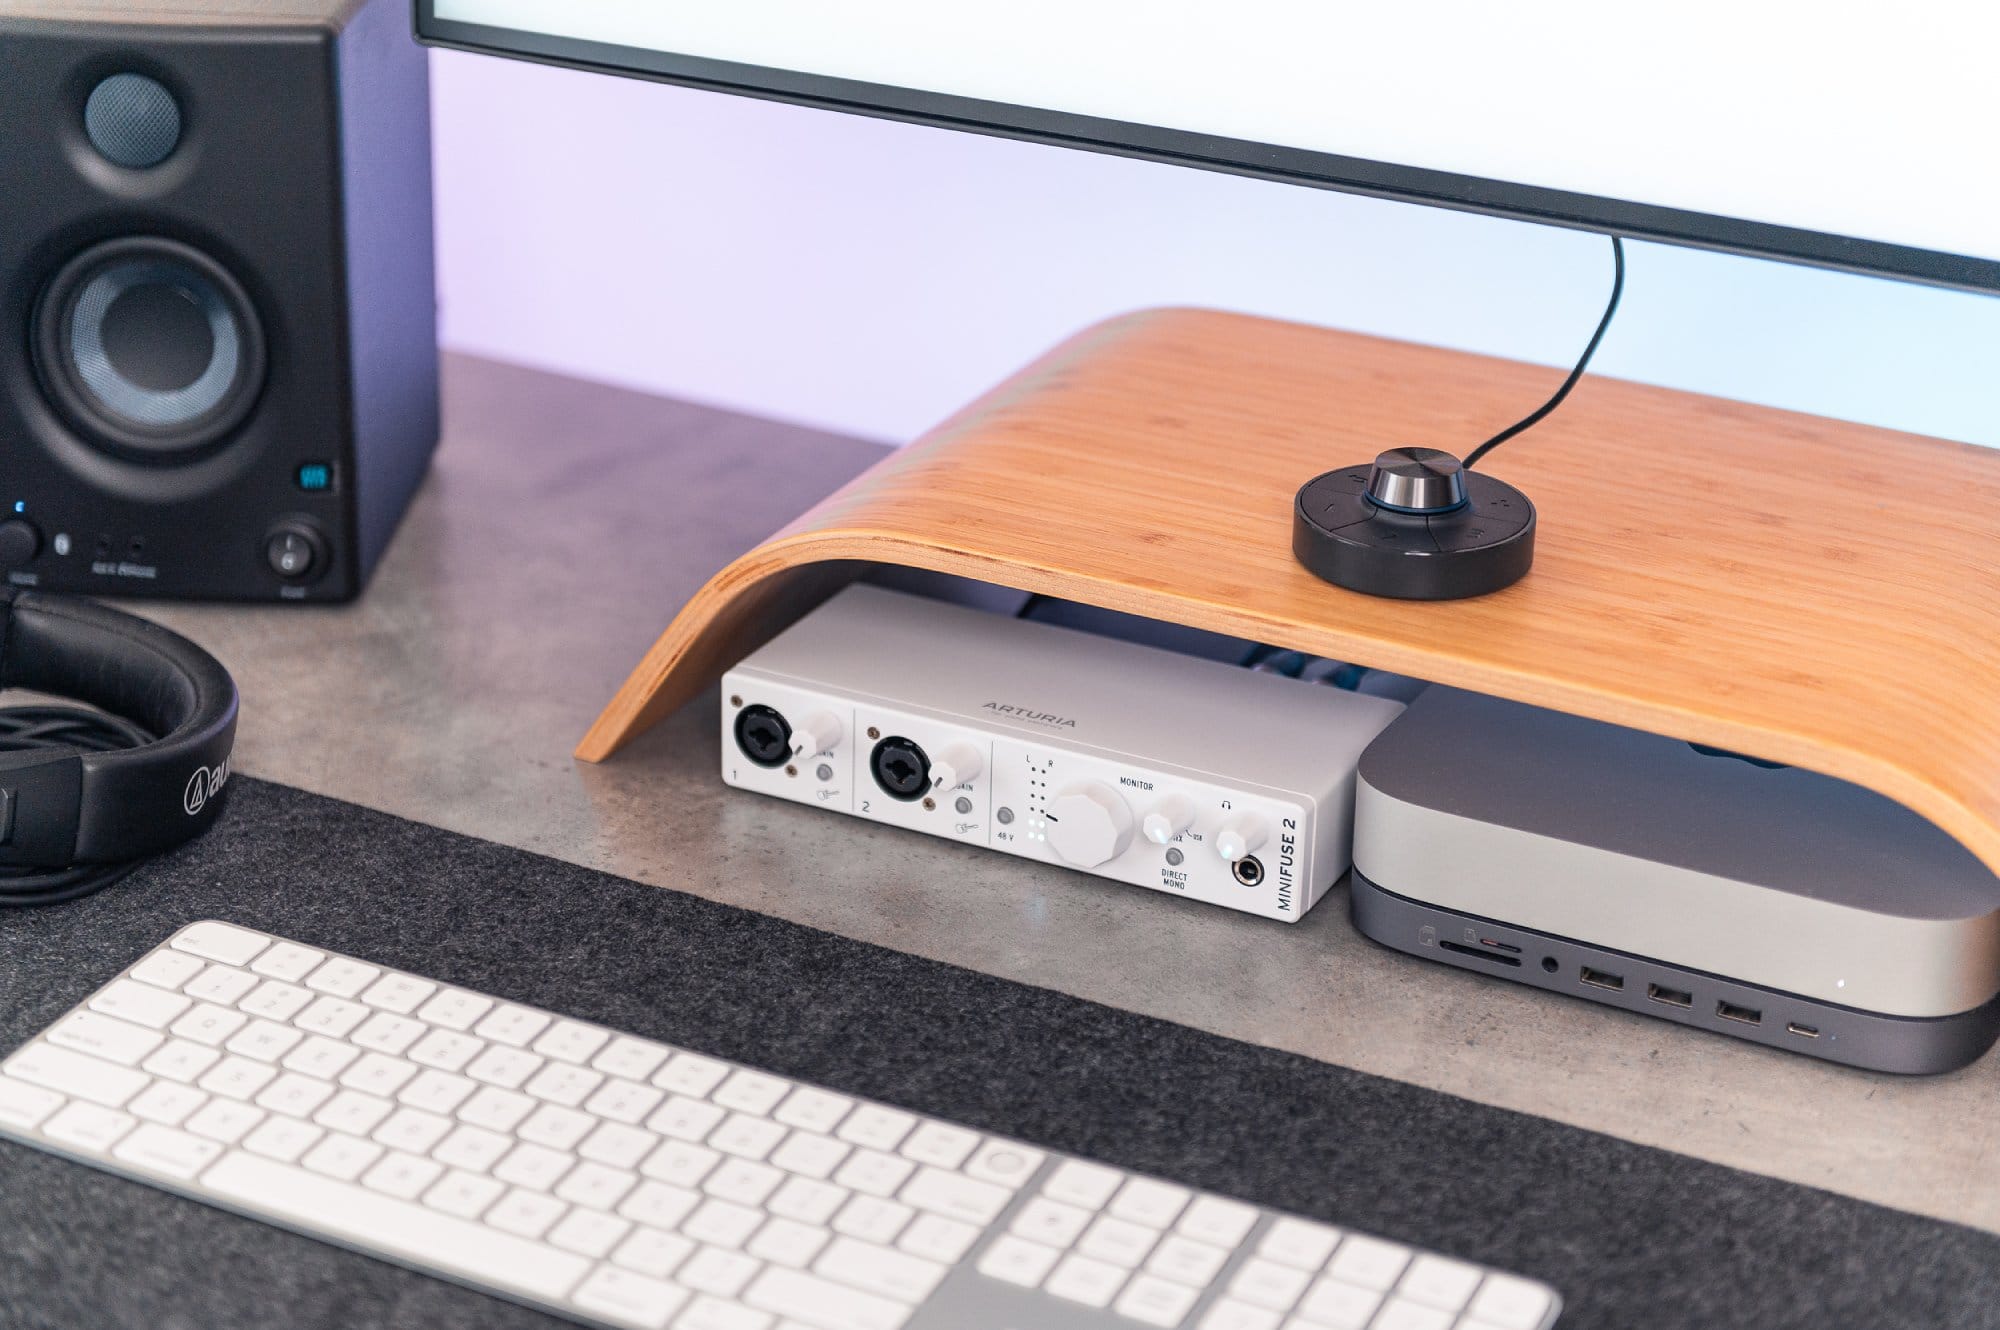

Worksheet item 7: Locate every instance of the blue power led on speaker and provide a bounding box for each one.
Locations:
[295,462,333,492]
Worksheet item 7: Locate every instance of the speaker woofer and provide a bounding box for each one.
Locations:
[34,237,266,457]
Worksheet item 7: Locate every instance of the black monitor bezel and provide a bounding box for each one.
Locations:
[415,6,2000,296]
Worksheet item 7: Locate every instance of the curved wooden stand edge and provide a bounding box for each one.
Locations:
[578,308,2000,877]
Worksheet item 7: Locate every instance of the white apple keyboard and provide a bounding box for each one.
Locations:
[0,921,1560,1330]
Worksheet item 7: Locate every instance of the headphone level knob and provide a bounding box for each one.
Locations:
[0,519,43,568]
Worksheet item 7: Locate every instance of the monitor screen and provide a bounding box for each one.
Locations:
[419,2,2000,293]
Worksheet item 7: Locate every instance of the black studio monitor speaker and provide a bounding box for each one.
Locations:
[0,0,438,602]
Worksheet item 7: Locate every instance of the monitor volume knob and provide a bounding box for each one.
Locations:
[1215,814,1269,863]
[0,519,42,568]
[788,711,844,758]
[1366,447,1467,513]
[929,742,984,792]
[1142,794,1196,845]
[1045,782,1135,868]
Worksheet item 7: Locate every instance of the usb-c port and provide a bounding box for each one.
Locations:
[1787,1021,1821,1039]
[1579,966,1624,992]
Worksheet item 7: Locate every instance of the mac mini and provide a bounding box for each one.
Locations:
[1350,687,2000,1073]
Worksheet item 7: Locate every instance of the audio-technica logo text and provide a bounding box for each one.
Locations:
[981,702,1077,729]
[184,760,230,815]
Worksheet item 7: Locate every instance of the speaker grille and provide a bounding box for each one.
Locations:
[84,73,182,169]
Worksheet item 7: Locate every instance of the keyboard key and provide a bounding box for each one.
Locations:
[1043,1158,1123,1209]
[184,964,259,1006]
[743,1266,911,1330]
[360,973,435,1014]
[488,1187,569,1239]
[1468,1273,1558,1329]
[616,1225,696,1279]
[305,958,379,999]
[294,996,369,1039]
[91,979,191,1031]
[130,949,206,992]
[351,1012,426,1056]
[1045,1253,1129,1308]
[713,1068,791,1116]
[710,1112,786,1161]
[5,1043,149,1107]
[649,1095,725,1143]
[1148,1233,1230,1287]
[49,1010,162,1066]
[767,1175,848,1227]
[900,1166,1010,1225]
[423,1168,505,1219]
[375,1106,453,1155]
[976,1234,1060,1289]
[1296,1275,1382,1329]
[580,1120,659,1169]
[250,941,325,983]
[302,1131,384,1182]
[1176,1192,1256,1248]
[558,1160,640,1212]
[706,1158,784,1208]
[0,1075,65,1130]
[769,1130,848,1180]
[466,1045,543,1091]
[1012,1196,1092,1248]
[749,1216,829,1269]
[1372,1298,1455,1330]
[587,1078,664,1126]
[283,1035,361,1082]
[399,1069,476,1115]
[243,1114,323,1163]
[1111,1177,1191,1229]
[226,1019,303,1063]
[494,1141,575,1191]
[833,1195,913,1246]
[818,1235,948,1302]
[683,1198,764,1249]
[314,1089,394,1138]
[681,1246,761,1298]
[198,1053,280,1101]
[592,1036,669,1083]
[533,1018,609,1065]
[548,1206,631,1259]
[205,1153,589,1298]
[678,1294,772,1330]
[899,1121,979,1170]
[474,1003,550,1048]
[1262,1216,1342,1271]
[572,1265,687,1328]
[1230,1256,1311,1310]
[1400,1253,1484,1311]
[43,1102,136,1153]
[641,1139,720,1189]
[833,1148,913,1198]
[433,1124,514,1173]
[127,1080,206,1127]
[1326,1234,1410,1291]
[898,1213,980,1265]
[172,921,270,966]
[339,1053,418,1098]
[112,1122,223,1179]
[652,1052,729,1098]
[240,980,313,1022]
[362,1151,444,1201]
[415,988,493,1032]
[459,1084,537,1133]
[619,1180,701,1231]
[183,1097,264,1145]
[964,1140,1043,1188]
[1199,1297,1281,1330]
[141,1039,221,1084]
[1116,1272,1201,1326]
[835,1105,915,1153]
[773,1086,852,1135]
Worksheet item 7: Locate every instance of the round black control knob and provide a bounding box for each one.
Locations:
[0,519,43,568]
[263,522,326,582]
[1366,447,1468,513]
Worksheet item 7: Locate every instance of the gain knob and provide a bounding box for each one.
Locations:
[1214,814,1269,863]
[1141,794,1196,846]
[788,710,844,758]
[1044,782,1135,869]
[929,742,985,792]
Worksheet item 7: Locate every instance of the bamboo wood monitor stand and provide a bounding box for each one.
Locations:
[579,307,2000,876]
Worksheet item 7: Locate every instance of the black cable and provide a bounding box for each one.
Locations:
[1463,234,1625,470]
[0,704,156,907]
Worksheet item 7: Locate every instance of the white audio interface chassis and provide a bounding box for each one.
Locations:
[721,586,1404,922]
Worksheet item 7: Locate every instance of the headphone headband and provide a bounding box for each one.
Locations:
[0,590,238,868]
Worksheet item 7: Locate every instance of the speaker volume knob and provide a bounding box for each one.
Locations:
[1366,447,1468,513]
[0,519,43,568]
[1045,782,1135,868]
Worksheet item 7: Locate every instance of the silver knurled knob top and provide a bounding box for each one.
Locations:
[1366,447,1468,513]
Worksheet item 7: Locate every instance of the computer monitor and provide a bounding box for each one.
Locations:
[417,3,1999,295]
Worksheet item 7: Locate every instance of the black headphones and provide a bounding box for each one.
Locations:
[0,589,238,905]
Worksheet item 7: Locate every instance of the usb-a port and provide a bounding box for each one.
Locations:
[1717,1000,1763,1026]
[1579,966,1624,992]
[1647,983,1693,1009]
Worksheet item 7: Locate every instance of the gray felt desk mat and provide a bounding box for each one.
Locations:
[0,778,1994,1329]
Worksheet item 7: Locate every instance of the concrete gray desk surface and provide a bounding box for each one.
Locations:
[133,353,2000,1237]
